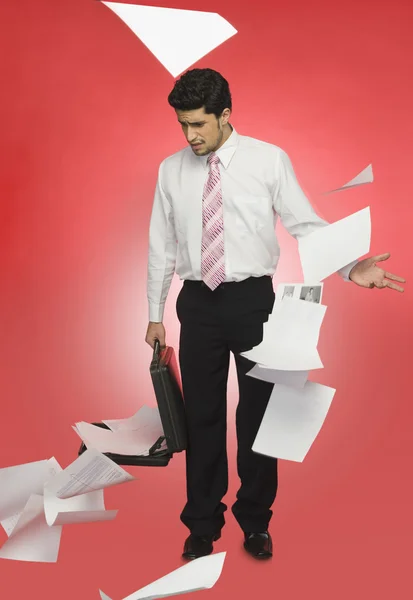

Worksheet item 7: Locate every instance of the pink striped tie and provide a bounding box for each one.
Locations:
[201,152,226,291]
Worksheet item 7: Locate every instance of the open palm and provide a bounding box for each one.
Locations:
[349,253,405,291]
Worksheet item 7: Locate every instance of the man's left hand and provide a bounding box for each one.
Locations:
[349,252,406,292]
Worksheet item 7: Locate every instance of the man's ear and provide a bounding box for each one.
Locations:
[221,108,231,125]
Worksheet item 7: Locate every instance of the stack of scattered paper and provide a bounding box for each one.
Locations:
[244,207,372,462]
[242,295,332,461]
[242,295,326,373]
[0,449,134,562]
[99,551,226,600]
[73,406,165,456]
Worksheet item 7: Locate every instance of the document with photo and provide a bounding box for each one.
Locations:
[275,282,324,308]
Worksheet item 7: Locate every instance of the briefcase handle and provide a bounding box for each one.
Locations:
[153,338,162,362]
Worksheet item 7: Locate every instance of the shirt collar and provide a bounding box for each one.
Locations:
[199,125,239,170]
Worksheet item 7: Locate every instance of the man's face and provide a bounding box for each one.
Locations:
[176,107,229,156]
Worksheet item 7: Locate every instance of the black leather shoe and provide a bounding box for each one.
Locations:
[182,532,221,560]
[243,531,273,559]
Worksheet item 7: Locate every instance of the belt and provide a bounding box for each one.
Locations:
[183,275,272,289]
[183,279,233,288]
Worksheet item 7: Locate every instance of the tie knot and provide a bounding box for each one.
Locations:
[208,152,220,167]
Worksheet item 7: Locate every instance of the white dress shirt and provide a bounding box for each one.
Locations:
[147,127,356,323]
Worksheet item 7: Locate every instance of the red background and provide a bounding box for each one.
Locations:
[1,0,412,598]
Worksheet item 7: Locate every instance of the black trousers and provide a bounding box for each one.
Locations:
[176,275,278,535]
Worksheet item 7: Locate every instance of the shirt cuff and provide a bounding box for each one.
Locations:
[149,303,165,323]
[337,259,358,282]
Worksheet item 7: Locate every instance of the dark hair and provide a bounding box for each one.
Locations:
[168,68,232,118]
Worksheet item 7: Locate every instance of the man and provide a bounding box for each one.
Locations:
[304,287,315,302]
[145,68,405,561]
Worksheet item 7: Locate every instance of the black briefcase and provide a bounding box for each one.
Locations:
[78,339,187,466]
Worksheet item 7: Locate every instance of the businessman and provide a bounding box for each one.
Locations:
[145,68,405,561]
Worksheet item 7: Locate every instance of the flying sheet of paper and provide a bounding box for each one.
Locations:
[44,449,134,500]
[99,551,226,600]
[0,494,62,563]
[41,449,133,527]
[103,405,163,434]
[0,456,60,522]
[275,282,324,309]
[298,206,371,283]
[73,421,162,456]
[43,486,118,527]
[0,456,62,536]
[325,164,373,194]
[1,512,20,537]
[101,2,237,77]
[241,297,326,371]
[247,364,308,388]
[252,382,336,462]
[0,452,129,561]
